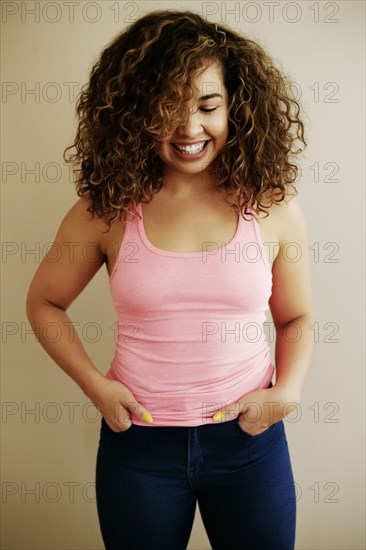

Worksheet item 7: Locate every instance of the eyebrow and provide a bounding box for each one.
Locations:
[199,93,223,101]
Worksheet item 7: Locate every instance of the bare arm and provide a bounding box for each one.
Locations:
[269,195,314,402]
[26,197,153,430]
[26,197,107,394]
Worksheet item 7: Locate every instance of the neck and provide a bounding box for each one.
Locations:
[161,168,219,200]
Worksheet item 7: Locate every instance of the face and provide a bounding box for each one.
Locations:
[156,61,229,179]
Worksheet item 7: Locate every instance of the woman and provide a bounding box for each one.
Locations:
[26,9,313,550]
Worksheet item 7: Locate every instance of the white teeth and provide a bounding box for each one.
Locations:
[173,141,206,154]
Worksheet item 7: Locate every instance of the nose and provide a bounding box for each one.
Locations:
[176,107,203,138]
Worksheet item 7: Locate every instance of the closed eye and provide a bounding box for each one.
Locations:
[199,107,218,113]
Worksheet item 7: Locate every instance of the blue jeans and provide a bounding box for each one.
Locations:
[95,387,296,549]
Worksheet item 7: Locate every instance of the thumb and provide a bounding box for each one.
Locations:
[124,399,154,424]
[212,401,245,422]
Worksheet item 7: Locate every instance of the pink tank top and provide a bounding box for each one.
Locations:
[106,201,275,427]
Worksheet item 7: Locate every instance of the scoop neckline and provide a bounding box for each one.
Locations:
[137,202,242,257]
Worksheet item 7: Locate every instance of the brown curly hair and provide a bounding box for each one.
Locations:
[63,9,307,227]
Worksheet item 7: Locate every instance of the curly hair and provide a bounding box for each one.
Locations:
[63,9,307,227]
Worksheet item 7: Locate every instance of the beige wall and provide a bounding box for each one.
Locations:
[1,1,365,548]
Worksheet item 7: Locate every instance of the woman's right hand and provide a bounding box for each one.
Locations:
[86,376,153,432]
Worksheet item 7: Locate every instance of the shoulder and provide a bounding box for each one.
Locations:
[63,196,102,223]
[61,196,112,239]
[274,195,309,248]
[67,197,130,258]
[255,191,308,247]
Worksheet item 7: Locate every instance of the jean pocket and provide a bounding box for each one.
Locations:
[233,379,274,437]
[233,417,273,439]
[101,417,135,435]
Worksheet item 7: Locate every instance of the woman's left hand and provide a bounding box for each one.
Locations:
[212,385,300,436]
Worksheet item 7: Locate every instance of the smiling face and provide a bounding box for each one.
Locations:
[155,60,229,186]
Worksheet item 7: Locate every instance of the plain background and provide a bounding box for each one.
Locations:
[1,0,365,548]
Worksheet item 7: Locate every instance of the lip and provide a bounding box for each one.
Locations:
[170,140,210,161]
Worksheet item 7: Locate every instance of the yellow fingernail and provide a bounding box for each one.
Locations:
[142,412,153,424]
[213,411,225,422]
